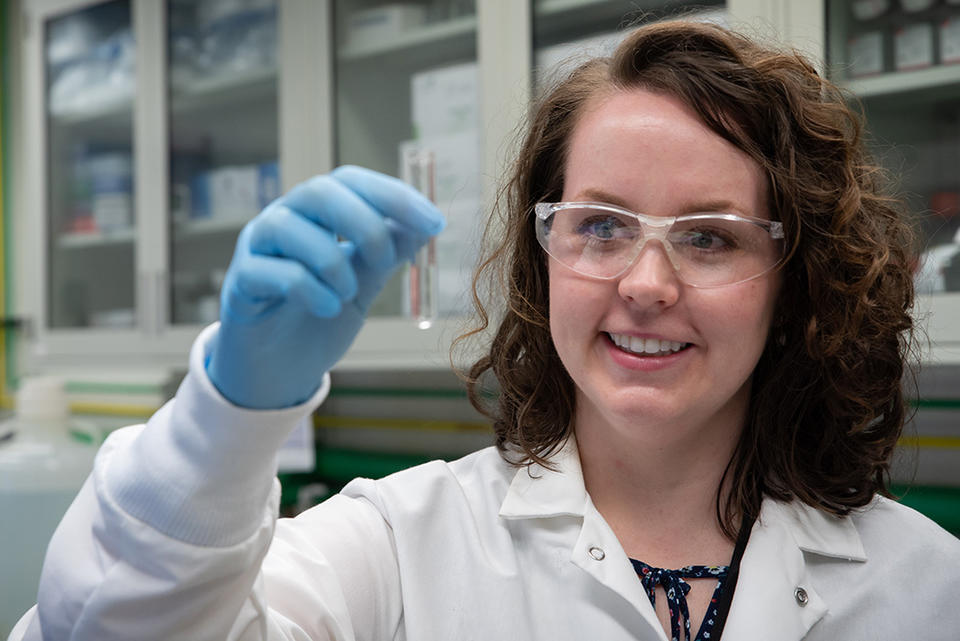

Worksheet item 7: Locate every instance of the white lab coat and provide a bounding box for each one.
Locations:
[9,325,960,640]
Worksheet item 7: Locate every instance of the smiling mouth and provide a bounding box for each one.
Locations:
[606,332,691,356]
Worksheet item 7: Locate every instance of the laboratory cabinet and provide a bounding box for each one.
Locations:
[824,0,960,358]
[10,0,960,385]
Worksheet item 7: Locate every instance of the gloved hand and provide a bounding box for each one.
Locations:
[205,166,445,409]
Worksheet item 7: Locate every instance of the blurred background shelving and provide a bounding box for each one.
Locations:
[4,0,960,533]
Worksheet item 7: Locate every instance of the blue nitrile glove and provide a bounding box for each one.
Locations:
[205,166,445,409]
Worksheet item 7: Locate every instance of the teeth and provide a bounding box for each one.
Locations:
[610,333,687,356]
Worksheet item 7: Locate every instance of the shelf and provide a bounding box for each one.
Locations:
[536,0,617,12]
[170,66,277,114]
[843,64,960,99]
[532,0,725,51]
[172,217,246,239]
[48,93,133,131]
[47,69,276,127]
[337,316,485,371]
[58,228,135,249]
[337,15,477,65]
[534,0,659,21]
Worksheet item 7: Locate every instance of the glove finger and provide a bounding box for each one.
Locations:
[330,165,446,235]
[282,174,399,273]
[352,219,434,311]
[390,218,433,263]
[247,205,359,301]
[223,253,344,321]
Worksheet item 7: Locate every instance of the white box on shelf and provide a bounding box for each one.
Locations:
[208,165,260,222]
[92,192,133,232]
[88,151,134,233]
[847,31,885,77]
[941,18,960,63]
[411,62,479,140]
[346,4,426,47]
[894,22,934,70]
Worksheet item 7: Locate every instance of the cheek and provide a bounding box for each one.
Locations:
[548,269,576,342]
[703,280,778,352]
[548,267,606,345]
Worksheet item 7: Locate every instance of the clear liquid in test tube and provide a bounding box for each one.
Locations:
[402,148,438,330]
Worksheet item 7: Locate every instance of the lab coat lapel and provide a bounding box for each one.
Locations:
[499,439,666,640]
[571,498,667,640]
[721,499,866,641]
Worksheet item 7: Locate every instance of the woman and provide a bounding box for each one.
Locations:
[13,20,959,641]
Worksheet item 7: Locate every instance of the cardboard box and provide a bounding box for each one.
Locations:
[411,62,479,139]
[257,161,280,208]
[88,151,133,232]
[207,165,260,222]
[941,18,960,63]
[894,22,934,70]
[848,31,885,76]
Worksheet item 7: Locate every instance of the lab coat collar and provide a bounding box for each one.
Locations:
[498,438,588,519]
[498,437,867,563]
[498,437,871,641]
[761,496,868,562]
[723,499,866,640]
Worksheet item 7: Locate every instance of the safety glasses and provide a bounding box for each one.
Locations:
[534,201,785,288]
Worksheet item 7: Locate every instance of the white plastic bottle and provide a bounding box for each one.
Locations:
[0,377,99,637]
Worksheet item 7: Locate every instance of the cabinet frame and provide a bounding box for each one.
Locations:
[17,0,338,372]
[13,0,960,381]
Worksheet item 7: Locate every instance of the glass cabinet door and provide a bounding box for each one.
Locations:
[46,0,136,329]
[333,0,481,318]
[168,0,280,325]
[532,0,726,89]
[827,0,960,296]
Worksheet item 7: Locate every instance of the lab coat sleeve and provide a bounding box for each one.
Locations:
[12,324,400,641]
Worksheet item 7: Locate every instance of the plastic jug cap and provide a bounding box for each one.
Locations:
[16,376,69,422]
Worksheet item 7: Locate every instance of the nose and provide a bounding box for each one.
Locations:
[616,241,681,307]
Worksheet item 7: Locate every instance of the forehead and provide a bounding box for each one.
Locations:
[563,88,768,217]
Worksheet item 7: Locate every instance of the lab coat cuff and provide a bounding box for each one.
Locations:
[105,323,330,547]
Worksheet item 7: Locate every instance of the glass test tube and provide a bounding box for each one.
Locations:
[402,148,438,330]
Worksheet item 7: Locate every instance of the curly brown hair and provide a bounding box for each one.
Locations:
[456,19,917,538]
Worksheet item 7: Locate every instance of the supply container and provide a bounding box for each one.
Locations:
[0,377,100,637]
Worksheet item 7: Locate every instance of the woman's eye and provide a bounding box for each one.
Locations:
[577,216,625,239]
[680,229,733,250]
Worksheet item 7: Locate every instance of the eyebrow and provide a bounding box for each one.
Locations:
[571,188,748,216]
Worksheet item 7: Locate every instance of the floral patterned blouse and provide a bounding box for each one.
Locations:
[628,516,753,641]
[629,560,729,641]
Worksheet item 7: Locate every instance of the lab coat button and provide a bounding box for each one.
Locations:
[794,587,809,606]
[588,546,605,561]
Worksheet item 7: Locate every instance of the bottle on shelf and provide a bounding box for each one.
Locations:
[0,377,100,635]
